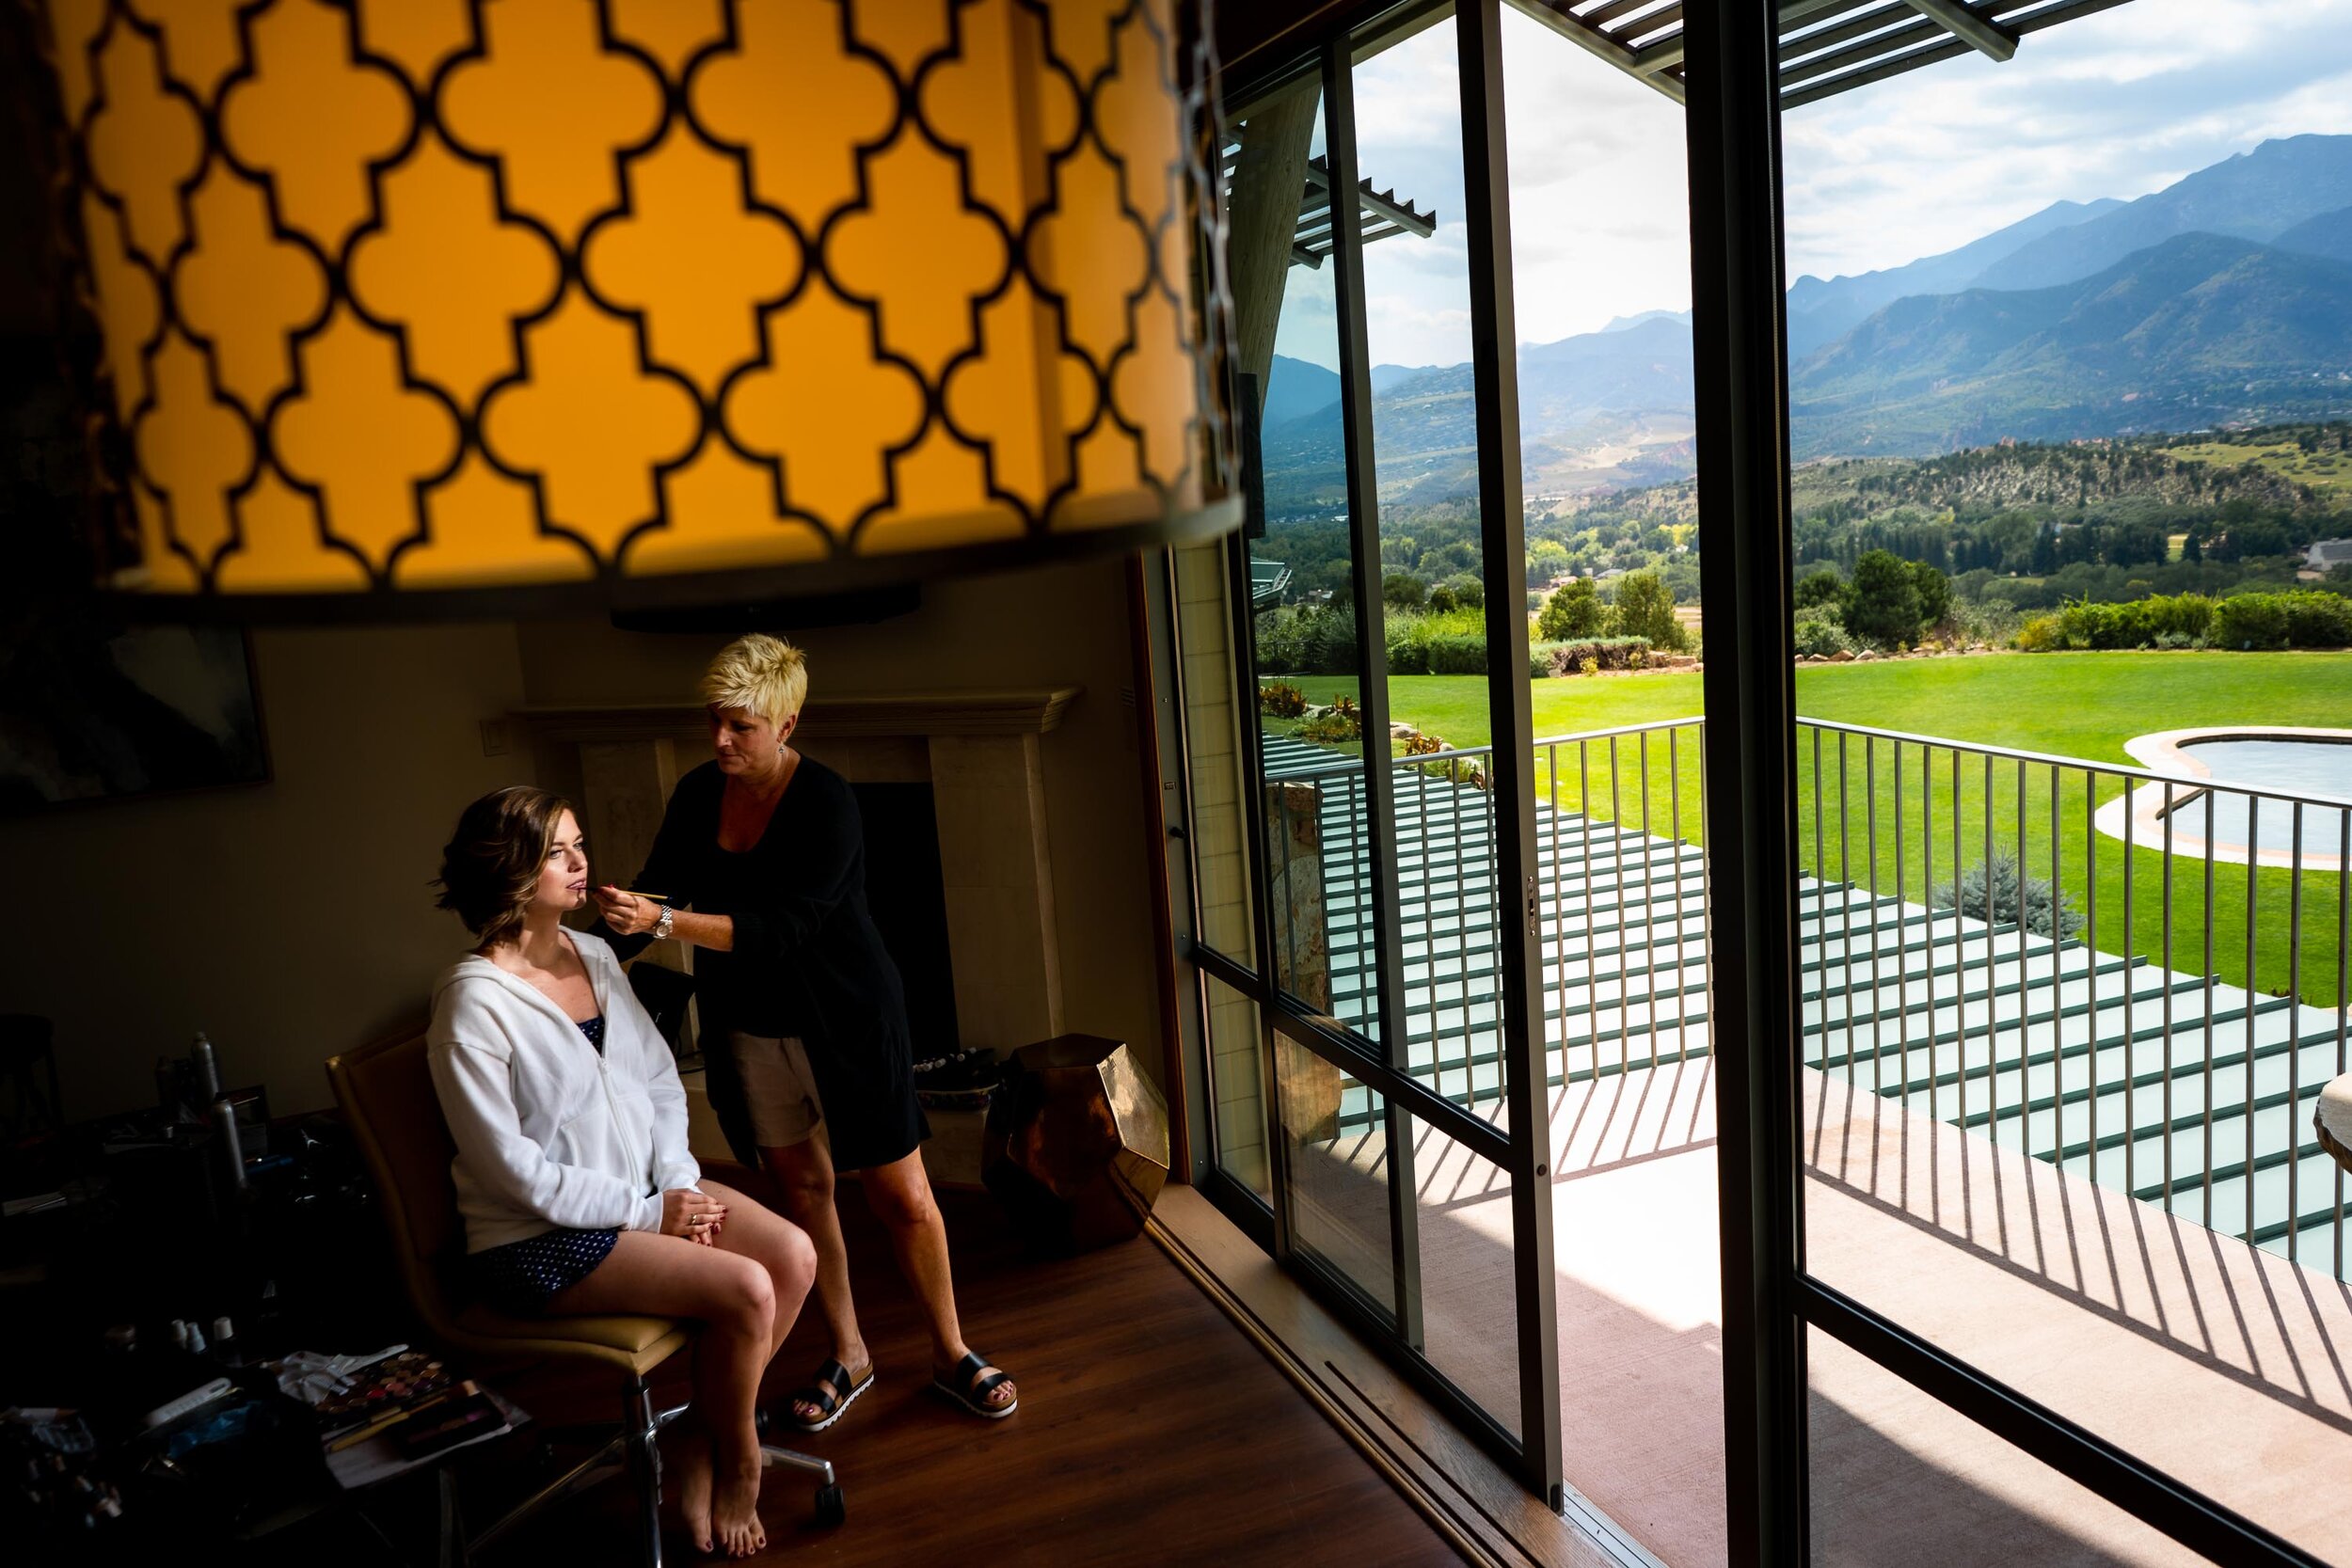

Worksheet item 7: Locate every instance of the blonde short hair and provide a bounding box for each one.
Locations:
[700,633,807,724]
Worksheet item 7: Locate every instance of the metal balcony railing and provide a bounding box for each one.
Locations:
[1260,713,2352,1280]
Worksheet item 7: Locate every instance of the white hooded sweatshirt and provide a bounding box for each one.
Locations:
[426,929,700,1252]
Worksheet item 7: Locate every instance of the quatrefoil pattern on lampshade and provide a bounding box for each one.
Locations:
[43,0,1236,603]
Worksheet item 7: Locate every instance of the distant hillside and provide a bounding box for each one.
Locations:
[1785,196,2123,358]
[1262,355,1340,428]
[2278,205,2352,267]
[1970,135,2352,291]
[1789,232,2352,456]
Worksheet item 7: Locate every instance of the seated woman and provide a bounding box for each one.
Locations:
[428,785,817,1560]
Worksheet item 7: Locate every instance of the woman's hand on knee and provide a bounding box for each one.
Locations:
[661,1187,727,1243]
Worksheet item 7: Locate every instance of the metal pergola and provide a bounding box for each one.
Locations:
[1517,0,2134,107]
[1217,143,1438,269]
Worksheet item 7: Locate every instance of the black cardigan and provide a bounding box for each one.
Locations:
[605,757,927,1171]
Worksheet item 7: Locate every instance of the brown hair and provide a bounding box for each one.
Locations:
[435,785,577,950]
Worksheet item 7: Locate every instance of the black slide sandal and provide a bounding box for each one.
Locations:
[785,1357,873,1433]
[931,1351,1017,1419]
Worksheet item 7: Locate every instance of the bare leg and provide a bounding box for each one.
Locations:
[764,1138,873,1422]
[861,1150,1016,1413]
[550,1231,778,1558]
[697,1177,818,1364]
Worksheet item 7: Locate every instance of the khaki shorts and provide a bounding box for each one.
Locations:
[729,1031,825,1149]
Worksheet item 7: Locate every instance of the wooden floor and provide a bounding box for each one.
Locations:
[501,1173,1461,1566]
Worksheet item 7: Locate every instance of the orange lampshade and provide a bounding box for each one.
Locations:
[40,0,1236,607]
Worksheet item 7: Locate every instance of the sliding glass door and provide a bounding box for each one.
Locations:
[1161,0,1562,1501]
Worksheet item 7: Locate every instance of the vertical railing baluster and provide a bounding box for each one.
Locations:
[2163,781,2175,1212]
[1581,740,1597,1084]
[1952,748,1963,1136]
[1867,736,1880,1099]
[1641,730,1660,1074]
[1895,738,1908,1114]
[1842,735,1856,1077]
[2289,802,2304,1262]
[1671,725,1688,1066]
[2048,762,2061,1167]
[2338,803,2348,1280]
[1452,758,1469,1110]
[1611,734,1626,1078]
[2203,789,2217,1225]
[2023,752,2042,1161]
[1697,721,1711,1085]
[2123,768,2136,1198]
[1983,752,1994,1143]
[1813,726,1828,1069]
[2246,796,2260,1245]
[1549,742,1563,1090]
[2086,768,2098,1186]
[1923,744,1936,1132]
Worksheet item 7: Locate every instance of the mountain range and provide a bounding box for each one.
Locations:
[1256,135,2352,515]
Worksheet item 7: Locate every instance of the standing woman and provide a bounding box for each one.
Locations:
[593,635,1016,1434]
[428,786,817,1560]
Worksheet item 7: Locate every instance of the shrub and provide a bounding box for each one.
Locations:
[1794,565,1845,611]
[1910,560,1951,629]
[1544,636,1651,674]
[2280,591,2352,647]
[2014,615,2064,653]
[1258,680,1305,718]
[1531,641,1569,679]
[1536,578,1606,641]
[2013,590,2352,653]
[1792,613,1852,657]
[2213,594,2289,650]
[1845,549,1923,648]
[1385,604,1486,674]
[1934,849,2084,941]
[1423,633,1487,675]
[1298,708,1361,744]
[1385,616,1427,674]
[2046,594,2213,650]
[1610,569,1688,650]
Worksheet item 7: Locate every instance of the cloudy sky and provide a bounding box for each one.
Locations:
[1272,0,2352,372]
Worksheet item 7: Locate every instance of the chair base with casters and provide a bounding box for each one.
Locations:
[326,1028,844,1565]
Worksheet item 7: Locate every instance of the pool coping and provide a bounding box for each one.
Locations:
[2093,726,2352,872]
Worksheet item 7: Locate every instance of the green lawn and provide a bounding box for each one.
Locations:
[1278,653,2352,1005]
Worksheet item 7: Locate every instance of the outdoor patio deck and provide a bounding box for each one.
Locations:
[1261,730,2352,1563]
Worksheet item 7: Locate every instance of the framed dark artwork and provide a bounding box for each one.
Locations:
[0,604,269,814]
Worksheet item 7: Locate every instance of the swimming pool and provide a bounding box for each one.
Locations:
[2098,728,2352,869]
[2177,739,2352,857]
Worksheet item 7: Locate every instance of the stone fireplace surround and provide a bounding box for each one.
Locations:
[516,689,1083,1172]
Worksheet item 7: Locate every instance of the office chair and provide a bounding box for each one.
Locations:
[326,1029,843,1566]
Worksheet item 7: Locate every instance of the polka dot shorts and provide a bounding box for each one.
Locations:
[469,1225,619,1313]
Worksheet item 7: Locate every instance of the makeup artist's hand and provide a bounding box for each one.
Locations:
[593,884,659,936]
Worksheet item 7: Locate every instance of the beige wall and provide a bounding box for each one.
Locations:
[0,623,532,1120]
[513,555,1166,1083]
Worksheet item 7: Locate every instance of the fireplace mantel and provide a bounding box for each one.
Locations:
[511,687,1081,745]
[517,686,1084,1077]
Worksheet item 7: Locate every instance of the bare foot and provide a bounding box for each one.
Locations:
[712,1463,766,1560]
[672,1426,714,1555]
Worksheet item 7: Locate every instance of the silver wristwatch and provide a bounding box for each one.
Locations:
[652,903,675,941]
